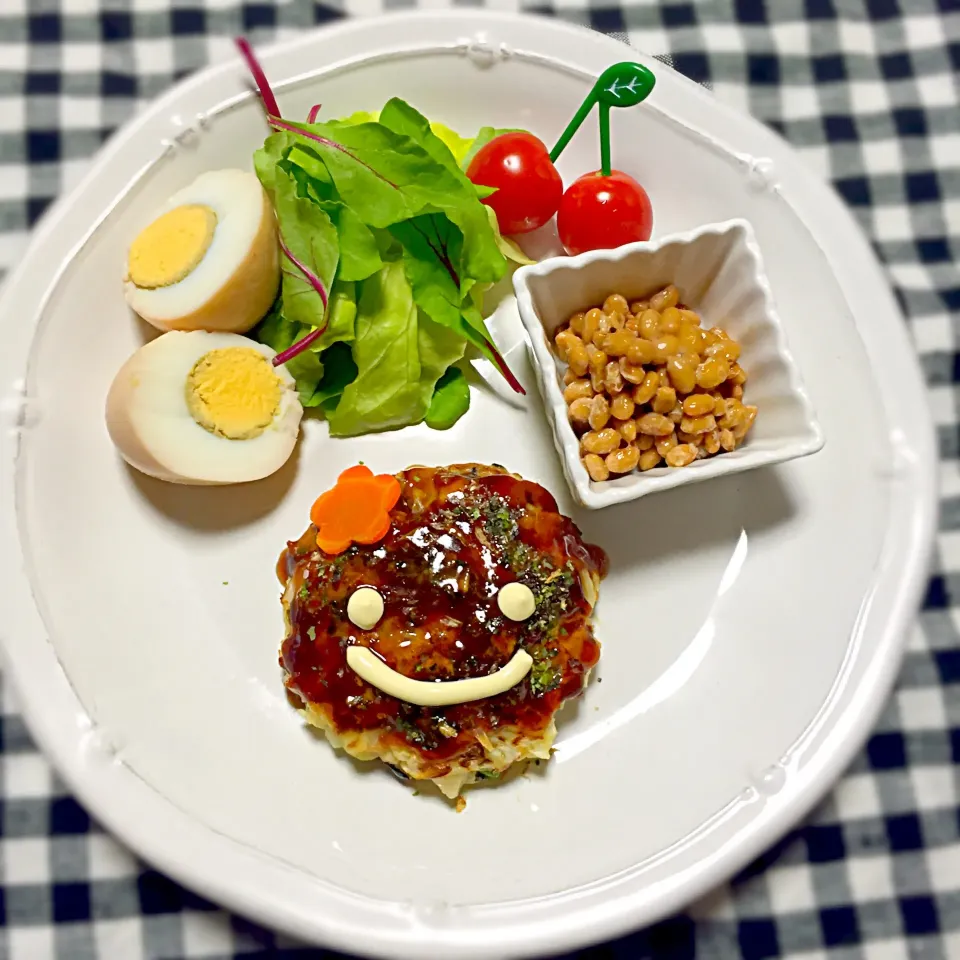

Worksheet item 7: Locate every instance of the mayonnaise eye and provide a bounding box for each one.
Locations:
[347,587,384,630]
[497,582,536,622]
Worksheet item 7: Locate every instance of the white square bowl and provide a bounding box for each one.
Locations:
[513,219,825,509]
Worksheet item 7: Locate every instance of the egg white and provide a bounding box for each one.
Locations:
[123,169,275,331]
[105,331,302,485]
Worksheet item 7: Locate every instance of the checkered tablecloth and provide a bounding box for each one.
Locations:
[1,1,958,957]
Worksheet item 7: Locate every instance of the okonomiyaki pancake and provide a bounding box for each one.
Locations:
[278,463,607,801]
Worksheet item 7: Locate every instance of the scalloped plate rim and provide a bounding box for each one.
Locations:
[0,10,937,960]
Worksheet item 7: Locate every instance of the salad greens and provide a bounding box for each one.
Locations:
[324,261,466,437]
[240,44,530,435]
[461,125,524,170]
[426,367,471,430]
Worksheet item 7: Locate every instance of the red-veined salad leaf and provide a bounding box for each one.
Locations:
[391,215,464,329]
[331,108,496,198]
[236,37,281,119]
[258,134,382,284]
[390,214,526,394]
[254,133,340,360]
[273,119,419,227]
[257,283,358,406]
[276,115,505,287]
[269,168,339,333]
[255,300,324,404]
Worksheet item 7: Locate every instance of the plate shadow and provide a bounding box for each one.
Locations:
[126,440,301,532]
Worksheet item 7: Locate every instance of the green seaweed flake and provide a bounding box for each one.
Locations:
[523,566,574,639]
[529,656,562,697]
[482,496,518,545]
[394,714,427,746]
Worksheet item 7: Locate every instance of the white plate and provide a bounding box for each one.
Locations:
[0,11,936,960]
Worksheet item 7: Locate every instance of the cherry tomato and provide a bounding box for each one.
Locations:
[557,170,653,256]
[466,132,563,235]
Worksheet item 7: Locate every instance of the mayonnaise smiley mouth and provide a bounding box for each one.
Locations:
[346,645,534,708]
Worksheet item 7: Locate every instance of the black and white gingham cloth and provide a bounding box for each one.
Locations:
[1,1,958,957]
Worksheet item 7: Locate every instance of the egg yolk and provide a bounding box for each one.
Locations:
[185,347,282,440]
[128,204,218,289]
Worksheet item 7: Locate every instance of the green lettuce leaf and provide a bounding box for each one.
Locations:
[256,132,335,204]
[460,126,525,170]
[327,262,465,436]
[296,292,359,413]
[484,205,535,265]
[287,351,325,405]
[324,279,359,345]
[252,132,288,194]
[310,341,358,410]
[379,99,467,176]
[255,296,292,350]
[289,164,334,204]
[332,109,380,126]
[327,261,421,434]
[426,366,470,430]
[429,121,473,166]
[415,301,469,408]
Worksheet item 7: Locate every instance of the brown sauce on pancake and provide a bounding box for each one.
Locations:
[279,464,606,773]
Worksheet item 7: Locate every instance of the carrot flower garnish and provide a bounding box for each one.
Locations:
[310,465,402,555]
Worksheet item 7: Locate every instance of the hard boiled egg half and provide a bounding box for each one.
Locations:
[123,169,279,334]
[106,331,302,485]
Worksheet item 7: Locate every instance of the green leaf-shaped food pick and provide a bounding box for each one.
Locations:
[595,62,657,108]
[550,62,656,176]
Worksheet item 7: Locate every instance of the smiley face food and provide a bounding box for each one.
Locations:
[105,331,302,484]
[123,169,279,334]
[278,464,607,800]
